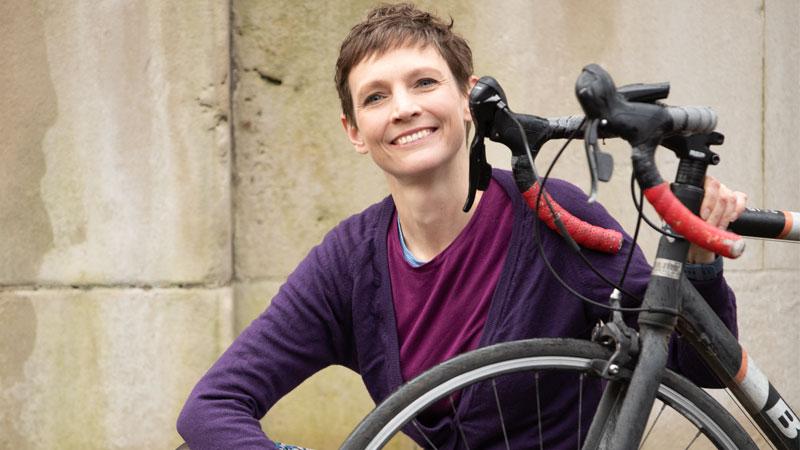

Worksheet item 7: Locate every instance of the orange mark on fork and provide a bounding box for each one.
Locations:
[735,348,748,384]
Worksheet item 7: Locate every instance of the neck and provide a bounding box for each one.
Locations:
[388,157,484,262]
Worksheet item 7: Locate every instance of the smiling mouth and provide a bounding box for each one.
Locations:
[392,128,436,145]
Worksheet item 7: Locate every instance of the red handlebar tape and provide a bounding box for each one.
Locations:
[522,183,623,254]
[644,182,745,258]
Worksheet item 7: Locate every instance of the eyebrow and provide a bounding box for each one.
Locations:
[354,66,446,100]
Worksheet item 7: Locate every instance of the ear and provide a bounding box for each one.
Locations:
[341,113,368,155]
[463,75,480,120]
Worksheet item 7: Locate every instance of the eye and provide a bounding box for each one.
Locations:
[363,92,385,106]
[416,78,438,88]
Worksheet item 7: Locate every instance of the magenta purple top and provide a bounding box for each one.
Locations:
[177,170,737,449]
[390,178,513,384]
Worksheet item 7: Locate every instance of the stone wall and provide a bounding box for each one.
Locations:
[1,1,233,449]
[1,0,797,448]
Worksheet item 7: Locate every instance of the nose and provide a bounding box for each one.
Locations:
[391,90,421,122]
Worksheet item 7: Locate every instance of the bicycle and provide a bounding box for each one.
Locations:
[340,64,800,449]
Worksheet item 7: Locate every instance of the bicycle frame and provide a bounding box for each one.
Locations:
[587,230,800,449]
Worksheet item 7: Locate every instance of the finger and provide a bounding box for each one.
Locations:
[701,176,720,220]
[707,194,731,229]
[717,185,738,230]
[723,191,748,230]
[733,191,747,221]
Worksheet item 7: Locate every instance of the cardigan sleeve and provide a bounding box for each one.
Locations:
[177,227,357,450]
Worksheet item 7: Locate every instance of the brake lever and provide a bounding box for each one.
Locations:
[464,76,510,212]
[583,119,615,203]
[464,131,492,212]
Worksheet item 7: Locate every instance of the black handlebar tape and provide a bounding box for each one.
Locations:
[729,208,800,241]
[666,106,717,135]
[547,115,585,139]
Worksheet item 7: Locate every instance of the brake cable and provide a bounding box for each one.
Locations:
[520,118,687,319]
[629,174,682,240]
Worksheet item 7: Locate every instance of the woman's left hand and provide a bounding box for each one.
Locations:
[687,175,748,264]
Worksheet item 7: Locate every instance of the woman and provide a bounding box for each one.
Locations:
[178,4,746,449]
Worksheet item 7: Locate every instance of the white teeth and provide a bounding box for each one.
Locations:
[395,129,432,145]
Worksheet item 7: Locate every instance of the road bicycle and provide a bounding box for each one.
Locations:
[340,64,800,449]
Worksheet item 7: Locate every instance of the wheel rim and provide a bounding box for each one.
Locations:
[363,355,739,450]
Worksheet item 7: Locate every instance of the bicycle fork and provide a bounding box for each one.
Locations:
[586,235,696,449]
[585,245,688,450]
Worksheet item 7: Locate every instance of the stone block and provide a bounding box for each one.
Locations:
[0,1,232,286]
[234,279,281,333]
[0,287,233,450]
[232,1,388,281]
[764,0,800,269]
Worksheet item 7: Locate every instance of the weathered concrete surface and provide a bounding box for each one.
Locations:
[764,0,800,269]
[234,280,282,336]
[263,367,400,449]
[0,2,58,284]
[232,0,389,281]
[0,288,233,450]
[0,1,232,286]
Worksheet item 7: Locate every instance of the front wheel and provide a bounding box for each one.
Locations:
[341,339,756,450]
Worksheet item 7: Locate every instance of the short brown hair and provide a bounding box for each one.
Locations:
[335,3,474,126]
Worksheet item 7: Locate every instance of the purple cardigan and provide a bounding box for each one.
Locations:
[177,170,737,449]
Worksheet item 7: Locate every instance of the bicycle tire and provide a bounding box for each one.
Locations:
[340,338,757,450]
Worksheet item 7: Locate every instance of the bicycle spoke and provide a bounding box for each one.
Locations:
[683,430,701,449]
[449,395,471,450]
[535,372,543,450]
[411,419,439,450]
[578,373,584,449]
[638,402,666,449]
[491,379,511,450]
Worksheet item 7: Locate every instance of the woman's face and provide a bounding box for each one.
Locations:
[342,45,473,183]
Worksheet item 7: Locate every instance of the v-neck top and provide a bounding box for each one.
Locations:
[388,178,512,385]
[178,170,739,450]
[388,178,512,420]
